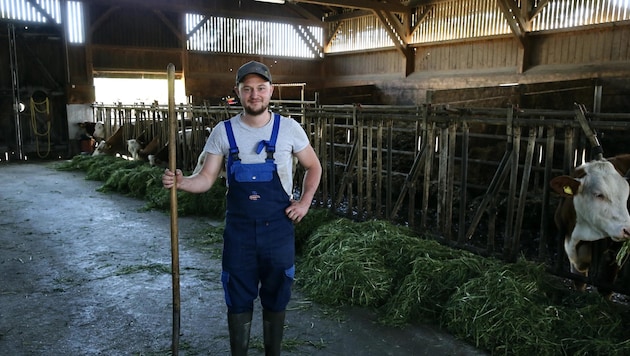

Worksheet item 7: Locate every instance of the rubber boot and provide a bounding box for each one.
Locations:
[228,311,253,356]
[262,310,285,356]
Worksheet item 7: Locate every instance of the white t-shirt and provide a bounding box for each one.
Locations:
[203,112,310,197]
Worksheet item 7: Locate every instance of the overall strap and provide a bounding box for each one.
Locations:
[224,120,240,165]
[255,113,281,161]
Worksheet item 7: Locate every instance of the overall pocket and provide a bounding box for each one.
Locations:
[231,161,276,182]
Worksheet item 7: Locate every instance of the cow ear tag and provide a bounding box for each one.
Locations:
[563,185,573,195]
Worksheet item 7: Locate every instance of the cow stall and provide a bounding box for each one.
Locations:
[90,99,630,296]
[300,103,630,296]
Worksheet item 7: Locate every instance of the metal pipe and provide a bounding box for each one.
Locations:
[8,23,24,160]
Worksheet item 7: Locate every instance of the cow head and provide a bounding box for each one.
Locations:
[127,139,142,160]
[93,122,105,141]
[92,140,107,156]
[550,159,630,243]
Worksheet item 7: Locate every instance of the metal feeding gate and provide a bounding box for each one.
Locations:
[93,101,630,293]
[301,103,630,294]
[93,102,238,170]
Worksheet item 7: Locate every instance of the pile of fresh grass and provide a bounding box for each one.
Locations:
[443,260,630,355]
[297,217,500,323]
[296,217,630,355]
[99,164,163,198]
[381,246,501,325]
[55,155,226,219]
[56,154,145,181]
[298,218,420,307]
[293,207,337,255]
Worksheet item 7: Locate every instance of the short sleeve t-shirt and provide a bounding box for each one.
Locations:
[203,112,310,198]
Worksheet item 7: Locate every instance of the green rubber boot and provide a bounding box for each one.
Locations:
[262,310,285,356]
[228,312,253,356]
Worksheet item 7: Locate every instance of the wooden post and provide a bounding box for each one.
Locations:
[511,127,538,261]
[437,124,448,233]
[539,126,555,261]
[457,121,469,244]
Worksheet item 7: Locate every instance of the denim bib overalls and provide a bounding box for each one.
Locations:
[221,114,295,314]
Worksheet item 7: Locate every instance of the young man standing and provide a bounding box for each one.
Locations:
[162,61,322,355]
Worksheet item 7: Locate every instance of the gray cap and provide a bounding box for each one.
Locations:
[236,61,272,84]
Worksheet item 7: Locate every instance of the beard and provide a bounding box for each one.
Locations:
[243,101,269,116]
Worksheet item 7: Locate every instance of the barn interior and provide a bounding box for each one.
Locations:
[2,0,630,282]
[3,1,630,353]
[1,0,629,161]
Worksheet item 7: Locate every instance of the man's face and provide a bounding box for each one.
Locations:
[236,74,273,116]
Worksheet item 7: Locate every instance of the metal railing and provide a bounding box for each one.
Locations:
[92,100,630,294]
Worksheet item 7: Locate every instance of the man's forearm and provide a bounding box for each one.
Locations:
[299,167,321,205]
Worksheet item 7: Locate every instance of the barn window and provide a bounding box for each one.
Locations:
[411,0,512,44]
[94,77,187,105]
[0,0,84,44]
[531,0,630,31]
[185,13,324,59]
[0,0,60,23]
[327,0,630,53]
[66,1,84,44]
[328,15,395,53]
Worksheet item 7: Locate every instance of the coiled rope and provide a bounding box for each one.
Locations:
[30,96,51,158]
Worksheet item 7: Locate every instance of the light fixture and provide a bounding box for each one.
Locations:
[255,0,285,3]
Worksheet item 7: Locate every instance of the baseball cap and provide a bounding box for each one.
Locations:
[236,61,272,84]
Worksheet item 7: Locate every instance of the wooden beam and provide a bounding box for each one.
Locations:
[324,21,343,52]
[374,10,403,51]
[24,0,59,27]
[285,2,322,21]
[405,46,415,77]
[17,37,63,90]
[372,9,414,76]
[530,0,551,19]
[516,36,531,74]
[153,10,185,43]
[89,0,322,27]
[84,4,94,83]
[292,24,324,57]
[324,9,372,22]
[410,5,433,35]
[373,10,406,53]
[293,0,409,13]
[520,0,532,22]
[497,0,533,73]
[385,11,409,40]
[497,0,526,42]
[185,14,207,40]
[90,6,120,36]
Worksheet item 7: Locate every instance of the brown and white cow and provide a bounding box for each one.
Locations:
[126,136,165,161]
[550,154,630,294]
[93,124,135,157]
[77,121,105,141]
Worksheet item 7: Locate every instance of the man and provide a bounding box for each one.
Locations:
[162,61,322,355]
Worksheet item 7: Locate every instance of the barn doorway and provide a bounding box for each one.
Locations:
[94,77,187,105]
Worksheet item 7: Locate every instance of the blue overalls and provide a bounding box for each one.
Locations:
[221,115,295,314]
